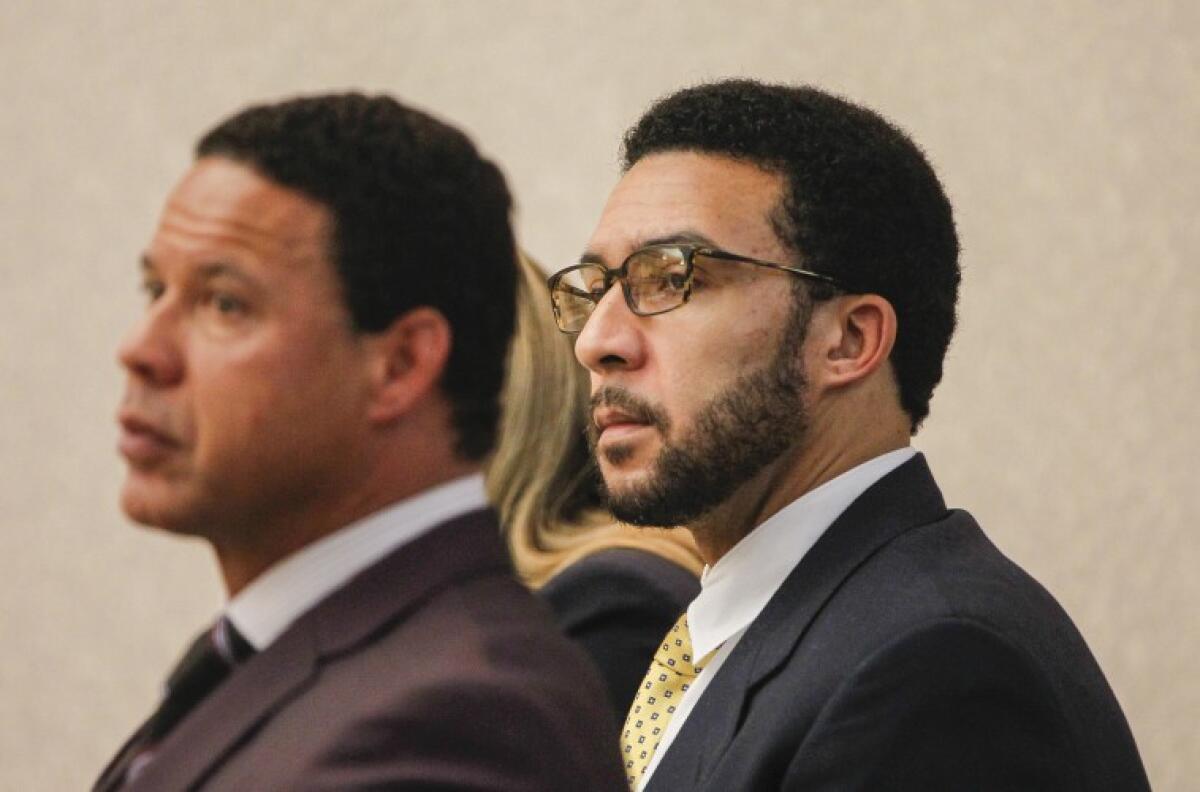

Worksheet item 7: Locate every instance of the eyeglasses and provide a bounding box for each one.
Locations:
[547,243,846,333]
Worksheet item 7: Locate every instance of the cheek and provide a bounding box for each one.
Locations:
[647,344,712,435]
[731,291,788,365]
[190,366,274,465]
[655,319,780,430]
[242,332,366,440]
[188,340,322,457]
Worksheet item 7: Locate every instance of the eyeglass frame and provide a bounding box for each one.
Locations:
[546,242,849,334]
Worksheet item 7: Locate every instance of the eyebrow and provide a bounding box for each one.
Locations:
[139,254,258,285]
[579,230,720,265]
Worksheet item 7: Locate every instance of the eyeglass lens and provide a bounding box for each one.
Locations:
[551,247,691,331]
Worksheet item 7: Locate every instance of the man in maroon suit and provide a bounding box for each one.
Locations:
[97,93,625,791]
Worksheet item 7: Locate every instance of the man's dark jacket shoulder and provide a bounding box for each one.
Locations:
[647,454,1150,792]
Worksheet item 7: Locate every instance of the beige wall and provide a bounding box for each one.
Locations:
[2,1,1196,788]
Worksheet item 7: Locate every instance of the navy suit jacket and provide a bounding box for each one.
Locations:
[646,455,1150,791]
[98,508,626,791]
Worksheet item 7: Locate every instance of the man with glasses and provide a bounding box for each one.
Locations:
[551,80,1149,791]
[99,93,625,791]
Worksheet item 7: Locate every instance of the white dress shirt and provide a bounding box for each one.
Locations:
[225,473,488,651]
[637,448,916,788]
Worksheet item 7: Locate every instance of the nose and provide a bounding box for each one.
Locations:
[574,283,646,375]
[117,299,184,388]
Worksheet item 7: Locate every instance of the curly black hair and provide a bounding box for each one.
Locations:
[622,80,960,432]
[197,93,517,459]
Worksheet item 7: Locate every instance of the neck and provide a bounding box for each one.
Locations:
[687,425,909,566]
[214,453,480,597]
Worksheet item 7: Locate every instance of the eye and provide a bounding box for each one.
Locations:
[141,279,166,302]
[580,276,609,300]
[667,272,689,290]
[204,291,249,316]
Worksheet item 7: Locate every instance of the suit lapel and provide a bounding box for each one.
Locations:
[309,508,510,658]
[127,622,320,791]
[128,508,507,791]
[93,715,158,792]
[648,455,949,790]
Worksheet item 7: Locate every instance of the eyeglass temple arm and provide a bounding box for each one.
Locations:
[697,248,844,289]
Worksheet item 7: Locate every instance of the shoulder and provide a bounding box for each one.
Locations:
[377,569,599,690]
[800,511,1115,709]
[827,509,1075,634]
[774,617,1087,791]
[540,547,699,622]
[747,512,1147,791]
[238,570,626,790]
[545,546,699,590]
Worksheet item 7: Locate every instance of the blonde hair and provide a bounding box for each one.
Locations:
[486,254,703,588]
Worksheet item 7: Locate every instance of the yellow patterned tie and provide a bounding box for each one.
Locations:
[621,613,713,787]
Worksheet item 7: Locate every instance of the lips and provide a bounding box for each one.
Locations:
[593,407,647,433]
[117,411,182,467]
[588,386,669,449]
[592,406,654,444]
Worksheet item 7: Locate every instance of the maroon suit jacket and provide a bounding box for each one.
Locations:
[100,508,626,791]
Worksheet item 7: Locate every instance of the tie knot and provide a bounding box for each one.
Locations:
[152,618,255,743]
[653,612,708,677]
[212,618,254,665]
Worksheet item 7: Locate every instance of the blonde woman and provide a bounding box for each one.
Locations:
[486,254,703,716]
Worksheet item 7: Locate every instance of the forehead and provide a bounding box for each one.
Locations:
[586,151,785,262]
[151,157,330,265]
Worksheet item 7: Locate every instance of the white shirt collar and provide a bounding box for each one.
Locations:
[225,473,488,650]
[687,448,915,659]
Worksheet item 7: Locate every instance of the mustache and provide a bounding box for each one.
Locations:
[588,386,671,433]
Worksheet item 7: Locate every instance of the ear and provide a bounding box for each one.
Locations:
[813,294,897,389]
[365,307,453,424]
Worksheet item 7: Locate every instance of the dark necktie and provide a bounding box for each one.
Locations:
[94,618,255,791]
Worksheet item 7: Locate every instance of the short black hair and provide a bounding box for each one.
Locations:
[622,80,960,432]
[197,93,517,459]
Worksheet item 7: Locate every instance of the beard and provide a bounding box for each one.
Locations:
[588,298,811,527]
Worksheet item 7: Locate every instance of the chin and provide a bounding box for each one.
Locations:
[599,434,661,468]
[598,465,655,501]
[598,456,640,483]
[119,480,204,537]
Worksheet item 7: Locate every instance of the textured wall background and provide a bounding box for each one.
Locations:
[2,1,1196,789]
